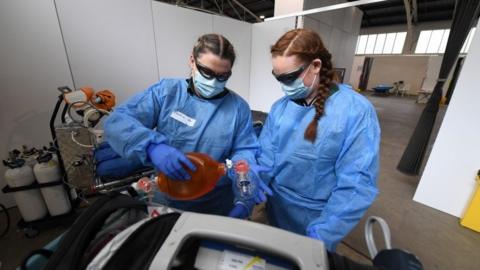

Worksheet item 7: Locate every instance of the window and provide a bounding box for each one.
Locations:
[373,34,386,54]
[438,29,450,53]
[392,32,407,54]
[426,29,444,53]
[461,28,476,53]
[365,34,376,54]
[415,28,476,54]
[355,32,407,55]
[383,33,397,53]
[356,35,368,54]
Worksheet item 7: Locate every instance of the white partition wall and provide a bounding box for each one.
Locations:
[55,0,159,102]
[213,16,252,99]
[0,0,74,207]
[414,21,480,217]
[152,2,252,100]
[152,2,212,80]
[249,18,296,112]
[303,7,363,84]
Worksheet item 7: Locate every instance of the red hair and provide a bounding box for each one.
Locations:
[271,29,336,143]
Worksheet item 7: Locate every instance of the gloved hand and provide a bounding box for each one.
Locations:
[250,164,273,204]
[228,202,250,219]
[147,143,196,180]
[228,163,273,204]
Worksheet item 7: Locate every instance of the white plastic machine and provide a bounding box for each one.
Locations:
[150,212,328,270]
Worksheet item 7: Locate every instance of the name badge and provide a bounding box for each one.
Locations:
[170,111,196,127]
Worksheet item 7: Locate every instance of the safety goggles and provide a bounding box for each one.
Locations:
[272,64,308,85]
[195,61,232,82]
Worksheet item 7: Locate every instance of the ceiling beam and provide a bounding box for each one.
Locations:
[190,0,217,12]
[402,0,413,26]
[358,0,404,10]
[227,0,243,20]
[412,0,418,23]
[361,18,408,27]
[363,9,372,27]
[403,0,414,53]
[222,0,271,13]
[362,6,406,17]
[230,0,262,22]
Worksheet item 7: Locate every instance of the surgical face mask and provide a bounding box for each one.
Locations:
[280,65,317,100]
[193,70,227,98]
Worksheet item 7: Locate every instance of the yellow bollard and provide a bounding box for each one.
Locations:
[440,96,447,106]
[460,170,480,232]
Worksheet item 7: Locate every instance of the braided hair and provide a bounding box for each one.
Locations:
[271,29,336,143]
[193,34,236,65]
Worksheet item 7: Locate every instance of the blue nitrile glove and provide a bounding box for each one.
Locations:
[147,143,196,180]
[228,202,250,219]
[252,165,273,204]
[229,163,273,204]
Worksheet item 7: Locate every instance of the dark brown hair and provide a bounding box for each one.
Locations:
[193,34,236,65]
[271,29,336,143]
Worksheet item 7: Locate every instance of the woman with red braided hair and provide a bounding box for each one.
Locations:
[257,29,381,251]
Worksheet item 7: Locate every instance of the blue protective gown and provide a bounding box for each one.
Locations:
[258,84,380,251]
[104,78,259,215]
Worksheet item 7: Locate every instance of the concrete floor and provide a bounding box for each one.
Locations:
[1,94,480,269]
[0,207,67,270]
[342,94,480,269]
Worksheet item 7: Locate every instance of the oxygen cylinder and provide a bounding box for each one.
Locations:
[20,145,38,168]
[33,152,71,216]
[43,142,58,162]
[3,155,48,222]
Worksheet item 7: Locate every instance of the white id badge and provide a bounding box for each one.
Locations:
[170,111,196,127]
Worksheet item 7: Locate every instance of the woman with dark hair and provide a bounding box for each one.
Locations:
[105,34,270,217]
[258,29,380,251]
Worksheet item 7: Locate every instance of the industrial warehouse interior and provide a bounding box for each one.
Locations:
[1,0,479,269]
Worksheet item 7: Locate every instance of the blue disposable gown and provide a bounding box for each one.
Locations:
[258,84,380,251]
[104,79,259,215]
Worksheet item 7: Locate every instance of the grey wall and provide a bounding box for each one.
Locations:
[249,18,297,112]
[152,2,252,100]
[55,0,159,103]
[355,53,448,95]
[366,55,429,95]
[0,0,74,207]
[302,7,363,85]
[349,56,365,88]
[272,0,363,86]
[423,56,443,92]
[153,2,211,82]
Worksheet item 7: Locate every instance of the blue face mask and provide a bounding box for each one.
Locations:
[193,70,227,98]
[280,65,317,100]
